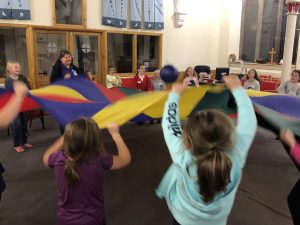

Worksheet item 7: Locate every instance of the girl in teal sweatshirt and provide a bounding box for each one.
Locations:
[156,75,257,225]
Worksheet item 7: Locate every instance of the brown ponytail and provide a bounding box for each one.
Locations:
[63,117,105,185]
[64,158,80,184]
[183,109,235,203]
[197,149,232,203]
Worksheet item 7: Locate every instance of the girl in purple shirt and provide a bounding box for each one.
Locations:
[280,129,300,225]
[43,118,131,225]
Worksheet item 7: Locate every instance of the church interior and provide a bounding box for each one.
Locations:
[0,0,300,225]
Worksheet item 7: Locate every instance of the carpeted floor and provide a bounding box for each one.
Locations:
[0,115,298,225]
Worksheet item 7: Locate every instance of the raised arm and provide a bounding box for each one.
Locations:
[223,75,257,167]
[277,81,287,94]
[43,136,64,167]
[280,129,300,165]
[161,83,186,164]
[0,81,28,128]
[108,122,131,170]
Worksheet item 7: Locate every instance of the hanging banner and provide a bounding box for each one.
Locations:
[102,0,116,26]
[11,0,31,20]
[130,0,142,29]
[115,0,127,28]
[0,0,12,19]
[154,0,164,30]
[144,0,155,30]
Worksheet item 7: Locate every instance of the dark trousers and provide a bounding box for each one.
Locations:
[288,178,300,225]
[11,112,28,147]
[0,163,5,201]
[59,124,65,135]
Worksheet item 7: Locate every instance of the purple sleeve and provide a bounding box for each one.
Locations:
[100,153,113,170]
[48,150,63,168]
[290,143,300,165]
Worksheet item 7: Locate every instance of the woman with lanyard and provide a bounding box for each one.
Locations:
[50,49,79,83]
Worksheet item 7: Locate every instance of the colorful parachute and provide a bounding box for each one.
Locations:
[0,77,300,137]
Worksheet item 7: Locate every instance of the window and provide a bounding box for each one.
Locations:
[0,28,28,78]
[239,0,298,63]
[107,33,133,73]
[73,35,99,75]
[137,35,159,72]
[54,0,85,26]
[36,32,66,77]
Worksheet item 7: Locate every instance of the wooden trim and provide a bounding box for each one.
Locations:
[26,26,36,88]
[0,23,28,28]
[100,32,107,85]
[118,72,154,78]
[132,34,137,72]
[52,0,86,27]
[82,0,87,28]
[31,25,105,33]
[71,31,99,36]
[29,24,163,36]
[51,0,56,26]
[52,24,86,29]
[33,29,69,35]
[68,32,73,55]
[106,29,162,36]
[158,35,163,69]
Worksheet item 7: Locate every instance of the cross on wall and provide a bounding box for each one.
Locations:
[268,48,276,64]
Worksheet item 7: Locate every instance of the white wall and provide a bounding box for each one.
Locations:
[0,0,242,71]
[0,0,52,25]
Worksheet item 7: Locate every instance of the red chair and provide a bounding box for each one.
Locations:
[121,77,138,89]
[260,81,279,92]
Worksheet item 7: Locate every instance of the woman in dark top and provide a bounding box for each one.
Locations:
[50,49,79,83]
[4,60,32,153]
[50,50,79,134]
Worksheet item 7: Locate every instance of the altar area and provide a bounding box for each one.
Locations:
[229,62,296,78]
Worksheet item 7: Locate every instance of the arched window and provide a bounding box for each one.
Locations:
[239,0,300,64]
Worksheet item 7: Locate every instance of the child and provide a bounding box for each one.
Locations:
[280,129,300,225]
[106,67,122,88]
[5,60,32,153]
[156,75,257,225]
[83,70,95,81]
[182,66,199,87]
[0,81,28,201]
[43,118,131,225]
[243,69,260,90]
[134,65,152,91]
[83,70,97,84]
[151,69,167,91]
[277,70,300,96]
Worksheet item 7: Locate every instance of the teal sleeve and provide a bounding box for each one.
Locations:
[231,87,257,167]
[162,92,186,164]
